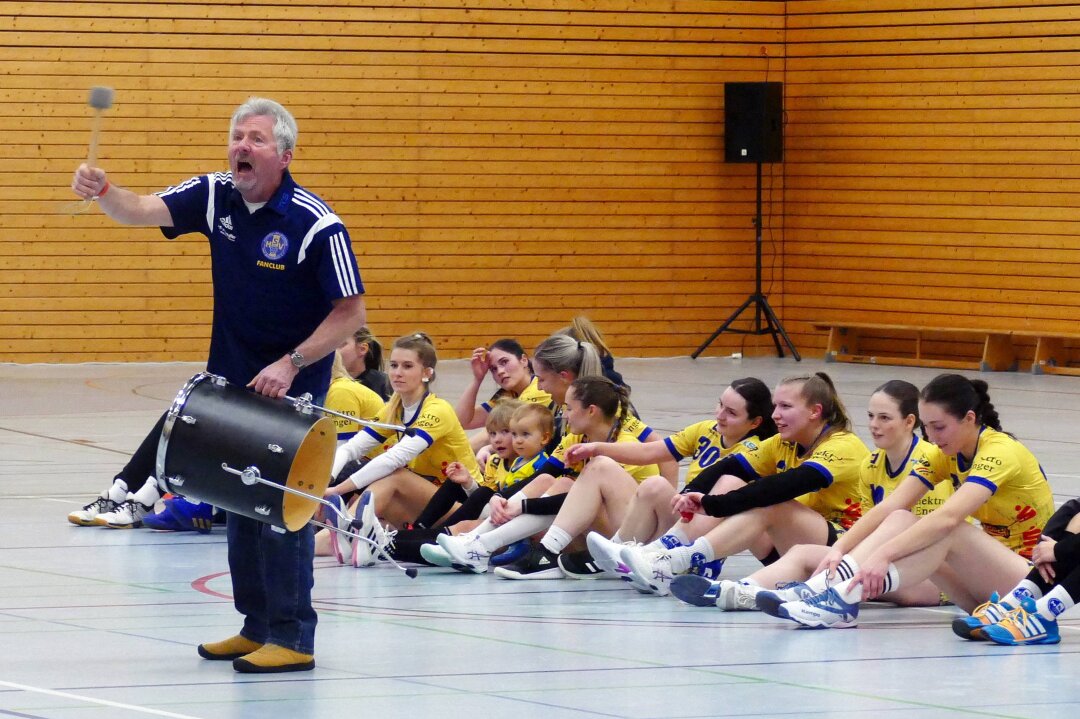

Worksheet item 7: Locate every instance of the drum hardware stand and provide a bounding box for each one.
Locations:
[220,463,418,578]
[286,393,407,432]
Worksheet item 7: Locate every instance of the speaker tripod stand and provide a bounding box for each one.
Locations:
[692,161,800,361]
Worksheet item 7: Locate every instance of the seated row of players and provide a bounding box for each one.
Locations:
[67,319,1073,647]
[321,331,1068,647]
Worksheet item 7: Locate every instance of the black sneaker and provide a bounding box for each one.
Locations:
[557,549,611,580]
[493,543,564,580]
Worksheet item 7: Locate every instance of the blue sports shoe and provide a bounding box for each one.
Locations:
[164,497,214,534]
[952,591,1007,641]
[491,539,530,566]
[671,574,722,607]
[142,506,185,531]
[982,597,1061,646]
[772,587,859,628]
[688,555,725,580]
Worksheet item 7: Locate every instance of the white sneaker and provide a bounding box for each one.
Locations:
[419,541,453,567]
[97,497,154,529]
[619,544,674,596]
[325,495,353,565]
[437,532,491,574]
[68,489,119,526]
[350,490,391,568]
[585,532,639,583]
[716,580,764,611]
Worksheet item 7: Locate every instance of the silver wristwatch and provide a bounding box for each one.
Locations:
[289,351,306,369]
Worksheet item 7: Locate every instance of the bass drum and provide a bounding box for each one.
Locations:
[155,373,336,531]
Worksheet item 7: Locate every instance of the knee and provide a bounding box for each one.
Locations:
[637,475,674,502]
[882,508,918,529]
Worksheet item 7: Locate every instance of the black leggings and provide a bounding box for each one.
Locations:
[112,412,167,489]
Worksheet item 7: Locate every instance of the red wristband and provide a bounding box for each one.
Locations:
[98,181,110,198]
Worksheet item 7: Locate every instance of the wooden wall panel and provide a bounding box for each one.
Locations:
[0,1,785,363]
[782,1,1080,359]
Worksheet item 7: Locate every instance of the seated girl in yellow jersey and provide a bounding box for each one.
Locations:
[574,377,776,581]
[618,373,870,597]
[324,349,385,442]
[954,499,1080,646]
[529,332,677,483]
[436,377,659,576]
[455,338,552,454]
[759,373,1054,629]
[367,400,553,566]
[316,332,482,567]
[339,326,391,401]
[673,380,953,610]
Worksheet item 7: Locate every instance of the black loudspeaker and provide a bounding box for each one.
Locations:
[724,82,783,163]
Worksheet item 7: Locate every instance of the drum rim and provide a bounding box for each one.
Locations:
[155,372,219,486]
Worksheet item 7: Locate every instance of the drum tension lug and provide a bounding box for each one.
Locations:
[267,443,284,454]
[180,415,196,425]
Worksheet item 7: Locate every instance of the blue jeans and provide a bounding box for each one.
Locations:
[226,512,317,654]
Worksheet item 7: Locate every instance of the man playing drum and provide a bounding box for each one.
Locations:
[69,97,365,673]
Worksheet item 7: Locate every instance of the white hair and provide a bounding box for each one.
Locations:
[230,97,297,154]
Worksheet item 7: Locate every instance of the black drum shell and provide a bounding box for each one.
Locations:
[156,374,335,531]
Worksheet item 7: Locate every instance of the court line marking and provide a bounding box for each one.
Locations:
[0,680,206,719]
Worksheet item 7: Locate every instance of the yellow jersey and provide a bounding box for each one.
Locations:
[362,393,482,485]
[664,420,764,483]
[919,427,1053,557]
[549,428,659,482]
[862,435,953,517]
[325,377,385,440]
[481,376,552,413]
[737,430,870,530]
[482,451,550,492]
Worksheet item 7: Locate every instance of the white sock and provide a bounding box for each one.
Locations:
[540,525,573,555]
[1005,579,1044,609]
[131,477,161,505]
[668,538,714,574]
[1034,585,1074,620]
[479,513,554,553]
[462,517,494,539]
[108,478,129,503]
[647,525,690,550]
[830,562,900,604]
[802,555,857,593]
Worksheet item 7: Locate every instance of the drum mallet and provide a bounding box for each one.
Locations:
[68,85,115,215]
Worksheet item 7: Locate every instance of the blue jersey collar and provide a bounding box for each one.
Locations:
[227,168,296,216]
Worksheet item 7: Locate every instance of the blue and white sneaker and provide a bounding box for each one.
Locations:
[688,555,725,580]
[324,494,353,565]
[755,581,818,615]
[671,574,722,607]
[351,490,392,568]
[770,587,860,628]
[982,597,1061,646]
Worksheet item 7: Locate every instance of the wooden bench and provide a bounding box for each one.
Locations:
[1013,330,1080,377]
[815,323,1080,374]
[814,323,1018,372]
